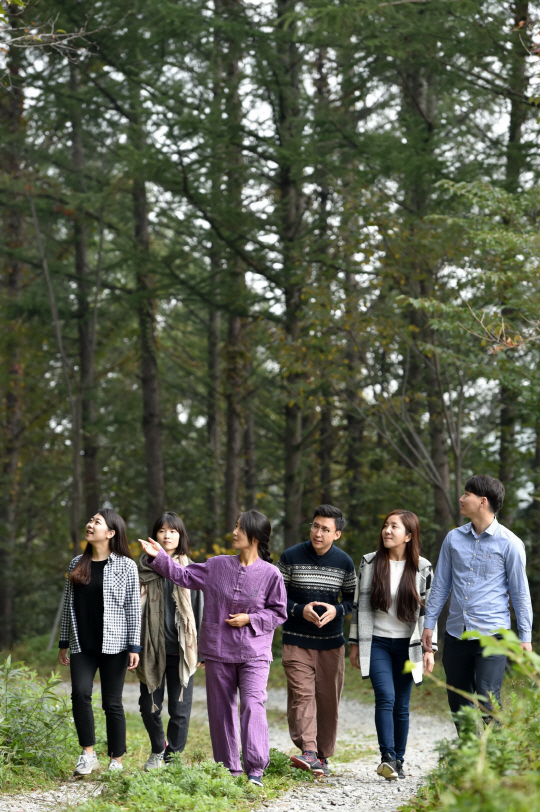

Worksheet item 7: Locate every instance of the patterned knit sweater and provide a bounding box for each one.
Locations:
[277,541,356,650]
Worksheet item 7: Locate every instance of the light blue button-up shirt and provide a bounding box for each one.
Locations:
[424,518,532,642]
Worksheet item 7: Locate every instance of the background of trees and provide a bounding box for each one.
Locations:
[1,0,539,649]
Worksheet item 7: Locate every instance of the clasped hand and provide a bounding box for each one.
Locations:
[303,601,336,628]
[225,613,250,627]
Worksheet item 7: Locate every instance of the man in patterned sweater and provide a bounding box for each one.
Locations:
[277,504,356,776]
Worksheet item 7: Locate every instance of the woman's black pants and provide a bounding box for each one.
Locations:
[139,655,194,758]
[70,650,129,757]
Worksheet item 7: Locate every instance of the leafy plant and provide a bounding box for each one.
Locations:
[402,631,540,812]
[0,655,77,790]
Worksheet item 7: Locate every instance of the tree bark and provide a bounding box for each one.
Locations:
[224,303,244,534]
[0,13,24,647]
[276,0,306,548]
[244,372,256,509]
[400,55,454,552]
[70,61,100,521]
[498,1,529,525]
[344,274,365,539]
[206,301,222,554]
[319,399,333,505]
[222,1,247,537]
[130,94,165,531]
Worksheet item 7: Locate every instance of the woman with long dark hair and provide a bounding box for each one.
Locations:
[349,510,436,781]
[58,508,141,776]
[139,509,287,788]
[136,512,203,770]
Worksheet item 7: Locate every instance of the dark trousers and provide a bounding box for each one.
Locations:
[139,655,194,757]
[70,650,129,758]
[442,631,507,724]
[369,636,413,762]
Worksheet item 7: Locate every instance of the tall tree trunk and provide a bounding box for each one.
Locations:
[498,0,529,525]
[222,1,247,536]
[0,13,24,647]
[400,57,454,552]
[70,61,100,521]
[130,94,165,530]
[343,273,365,539]
[276,0,306,548]
[206,301,222,554]
[224,301,244,533]
[319,399,333,505]
[244,374,256,509]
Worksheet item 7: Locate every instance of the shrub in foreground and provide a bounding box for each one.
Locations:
[0,655,77,790]
[402,631,540,812]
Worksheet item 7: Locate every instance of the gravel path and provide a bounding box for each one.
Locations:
[0,684,454,812]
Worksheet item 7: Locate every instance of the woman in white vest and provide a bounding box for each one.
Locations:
[349,510,436,781]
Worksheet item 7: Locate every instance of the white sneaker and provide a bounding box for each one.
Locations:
[144,750,165,771]
[108,759,123,771]
[74,751,100,776]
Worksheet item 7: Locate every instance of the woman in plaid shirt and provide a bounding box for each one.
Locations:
[58,508,141,777]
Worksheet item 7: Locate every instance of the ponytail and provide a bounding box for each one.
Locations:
[238,510,273,563]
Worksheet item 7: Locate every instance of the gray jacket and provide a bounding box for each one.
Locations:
[349,552,437,685]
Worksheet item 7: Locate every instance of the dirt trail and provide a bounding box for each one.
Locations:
[0,683,453,812]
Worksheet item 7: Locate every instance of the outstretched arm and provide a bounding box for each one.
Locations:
[140,541,209,591]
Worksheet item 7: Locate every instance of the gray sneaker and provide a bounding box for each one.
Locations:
[74,751,100,776]
[376,753,398,780]
[108,759,123,771]
[144,750,165,771]
[318,757,331,777]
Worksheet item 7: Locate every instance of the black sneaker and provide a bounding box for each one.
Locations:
[247,775,263,787]
[395,759,406,779]
[376,753,398,780]
[317,757,330,777]
[291,751,324,775]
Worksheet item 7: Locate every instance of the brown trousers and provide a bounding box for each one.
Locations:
[282,643,345,758]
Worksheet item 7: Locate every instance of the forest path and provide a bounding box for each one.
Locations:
[0,684,454,811]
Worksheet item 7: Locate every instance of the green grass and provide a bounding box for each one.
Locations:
[74,709,314,812]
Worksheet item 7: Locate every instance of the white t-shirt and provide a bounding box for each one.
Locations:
[372,559,415,639]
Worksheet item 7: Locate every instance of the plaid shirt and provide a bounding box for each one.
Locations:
[59,552,141,654]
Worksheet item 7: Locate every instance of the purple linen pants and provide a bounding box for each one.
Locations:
[205,659,271,778]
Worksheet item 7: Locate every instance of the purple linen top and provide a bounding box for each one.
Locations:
[149,550,288,663]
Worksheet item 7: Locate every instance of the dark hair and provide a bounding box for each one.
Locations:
[464,475,505,514]
[152,511,191,556]
[238,510,273,563]
[70,508,132,585]
[312,504,345,532]
[370,509,423,623]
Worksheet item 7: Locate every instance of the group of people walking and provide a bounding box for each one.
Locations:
[59,474,533,786]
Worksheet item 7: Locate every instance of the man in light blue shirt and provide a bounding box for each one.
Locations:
[421,475,533,727]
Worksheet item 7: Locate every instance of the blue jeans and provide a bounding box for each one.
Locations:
[369,636,413,761]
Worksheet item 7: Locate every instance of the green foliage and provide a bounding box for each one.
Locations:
[402,632,540,812]
[78,749,313,812]
[0,655,77,791]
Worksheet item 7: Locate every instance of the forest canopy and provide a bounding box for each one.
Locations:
[1,0,539,649]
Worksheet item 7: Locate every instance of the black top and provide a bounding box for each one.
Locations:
[73,559,107,652]
[163,578,179,656]
[276,541,357,651]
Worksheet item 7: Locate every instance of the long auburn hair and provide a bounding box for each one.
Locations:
[370,509,423,622]
[70,508,132,585]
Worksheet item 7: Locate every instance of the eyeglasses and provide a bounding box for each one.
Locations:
[310,522,334,536]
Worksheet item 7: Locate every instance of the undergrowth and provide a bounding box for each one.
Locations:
[401,631,540,812]
[78,749,313,812]
[0,655,78,793]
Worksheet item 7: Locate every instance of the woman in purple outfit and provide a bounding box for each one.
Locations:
[139,509,287,787]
